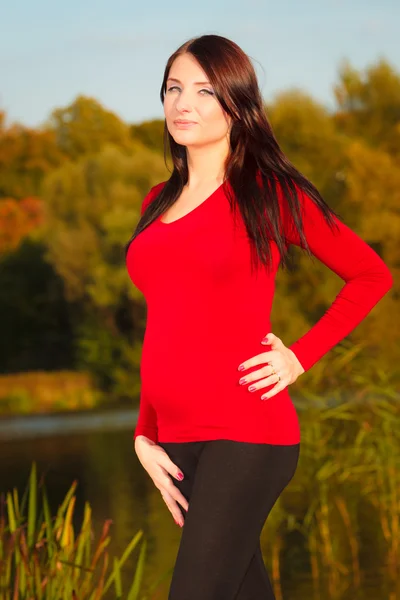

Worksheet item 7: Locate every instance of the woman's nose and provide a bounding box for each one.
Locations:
[176,103,192,113]
[175,93,194,113]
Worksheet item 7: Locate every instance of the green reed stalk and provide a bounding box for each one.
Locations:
[0,463,147,599]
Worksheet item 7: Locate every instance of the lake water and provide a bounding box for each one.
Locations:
[0,411,398,599]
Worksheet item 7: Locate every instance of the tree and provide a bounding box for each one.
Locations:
[267,89,347,196]
[339,141,400,365]
[129,119,165,154]
[46,95,132,160]
[0,196,43,254]
[0,239,73,372]
[333,58,400,156]
[42,142,168,397]
[0,114,65,198]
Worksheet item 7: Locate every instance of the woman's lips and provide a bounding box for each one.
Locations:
[174,121,198,128]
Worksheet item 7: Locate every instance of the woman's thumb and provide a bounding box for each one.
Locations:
[261,332,272,345]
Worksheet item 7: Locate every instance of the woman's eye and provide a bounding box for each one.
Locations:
[166,86,214,95]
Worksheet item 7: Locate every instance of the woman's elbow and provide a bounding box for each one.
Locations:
[376,263,394,296]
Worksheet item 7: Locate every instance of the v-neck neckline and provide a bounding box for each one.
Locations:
[157,181,225,226]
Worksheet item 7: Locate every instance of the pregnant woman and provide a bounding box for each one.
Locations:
[125,34,393,599]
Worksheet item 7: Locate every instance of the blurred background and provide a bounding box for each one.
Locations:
[1,1,399,598]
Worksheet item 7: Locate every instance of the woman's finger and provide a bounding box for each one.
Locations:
[162,473,189,512]
[240,361,284,385]
[246,371,285,393]
[159,451,186,483]
[160,488,185,525]
[260,379,288,400]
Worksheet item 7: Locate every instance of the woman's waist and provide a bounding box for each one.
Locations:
[145,305,272,339]
[140,330,272,380]
[142,315,272,355]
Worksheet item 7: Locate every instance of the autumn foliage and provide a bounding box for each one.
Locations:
[0,196,43,253]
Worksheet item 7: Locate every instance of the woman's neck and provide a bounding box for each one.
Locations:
[185,139,230,188]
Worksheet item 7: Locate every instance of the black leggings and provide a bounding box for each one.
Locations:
[158,439,300,600]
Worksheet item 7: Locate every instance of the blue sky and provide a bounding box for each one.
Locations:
[2,0,399,128]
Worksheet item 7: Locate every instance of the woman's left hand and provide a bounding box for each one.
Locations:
[237,332,305,400]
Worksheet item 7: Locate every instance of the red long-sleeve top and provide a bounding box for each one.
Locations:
[126,179,393,445]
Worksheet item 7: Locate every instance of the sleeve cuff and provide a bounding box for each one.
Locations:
[133,426,158,444]
[288,341,311,373]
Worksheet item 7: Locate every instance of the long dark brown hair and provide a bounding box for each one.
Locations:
[126,34,341,273]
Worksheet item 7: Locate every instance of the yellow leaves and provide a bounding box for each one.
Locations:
[0,371,97,416]
[343,141,400,274]
[333,58,400,155]
[267,89,346,189]
[345,141,400,211]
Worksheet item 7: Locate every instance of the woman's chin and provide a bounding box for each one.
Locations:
[172,132,203,146]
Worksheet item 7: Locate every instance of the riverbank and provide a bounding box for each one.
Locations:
[0,407,138,440]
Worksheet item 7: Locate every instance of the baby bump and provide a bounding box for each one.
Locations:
[139,328,294,427]
[140,332,233,421]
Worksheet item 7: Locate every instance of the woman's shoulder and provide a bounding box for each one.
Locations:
[150,180,168,195]
[141,180,167,214]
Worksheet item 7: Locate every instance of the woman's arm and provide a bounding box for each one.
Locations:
[282,186,393,373]
[132,184,165,444]
[133,390,158,443]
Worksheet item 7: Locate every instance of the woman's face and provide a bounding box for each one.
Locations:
[164,53,231,148]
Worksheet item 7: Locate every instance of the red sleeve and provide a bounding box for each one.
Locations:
[133,390,158,443]
[282,185,393,372]
[133,183,165,443]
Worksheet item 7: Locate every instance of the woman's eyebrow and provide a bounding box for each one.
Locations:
[166,77,211,85]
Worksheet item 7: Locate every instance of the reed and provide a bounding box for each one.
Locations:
[266,389,400,597]
[0,462,147,599]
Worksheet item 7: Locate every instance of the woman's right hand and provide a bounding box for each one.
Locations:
[134,435,189,527]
